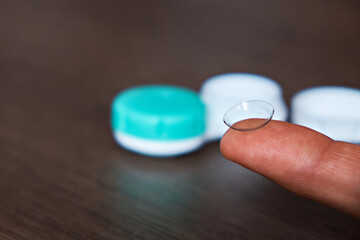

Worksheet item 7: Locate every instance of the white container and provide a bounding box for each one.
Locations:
[291,86,360,143]
[200,73,288,140]
[113,132,204,157]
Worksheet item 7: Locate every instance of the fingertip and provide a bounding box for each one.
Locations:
[220,120,333,178]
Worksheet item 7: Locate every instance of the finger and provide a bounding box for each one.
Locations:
[220,120,360,218]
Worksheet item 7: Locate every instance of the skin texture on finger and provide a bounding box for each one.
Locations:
[220,120,360,218]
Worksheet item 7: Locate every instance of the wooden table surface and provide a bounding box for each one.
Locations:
[1,0,359,239]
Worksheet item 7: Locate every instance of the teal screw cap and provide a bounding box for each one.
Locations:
[111,85,206,140]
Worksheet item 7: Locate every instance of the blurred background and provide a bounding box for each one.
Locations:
[1,0,359,101]
[0,0,359,239]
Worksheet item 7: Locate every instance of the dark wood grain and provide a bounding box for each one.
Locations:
[0,0,359,239]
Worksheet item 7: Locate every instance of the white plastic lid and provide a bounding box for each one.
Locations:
[291,86,360,143]
[200,73,288,140]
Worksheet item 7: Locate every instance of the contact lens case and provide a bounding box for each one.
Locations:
[291,86,360,143]
[111,85,206,156]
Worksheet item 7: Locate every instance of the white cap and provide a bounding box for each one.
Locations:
[291,86,360,143]
[200,73,288,141]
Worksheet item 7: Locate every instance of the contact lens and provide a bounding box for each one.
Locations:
[223,100,274,131]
